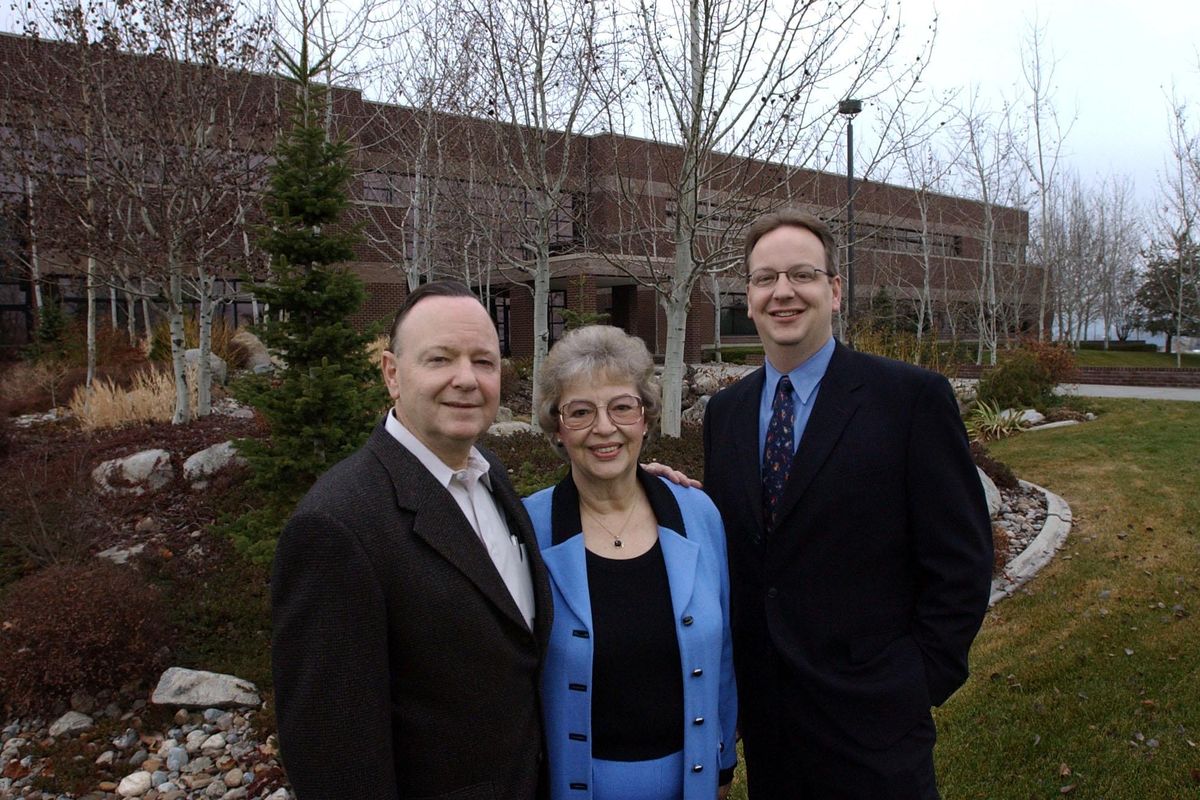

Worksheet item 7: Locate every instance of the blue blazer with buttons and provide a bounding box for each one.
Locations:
[524,468,738,800]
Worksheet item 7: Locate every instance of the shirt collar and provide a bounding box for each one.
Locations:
[764,336,836,406]
[384,409,493,490]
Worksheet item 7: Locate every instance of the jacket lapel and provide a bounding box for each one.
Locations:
[731,368,767,536]
[366,424,534,635]
[659,529,699,616]
[539,537,593,629]
[771,342,863,532]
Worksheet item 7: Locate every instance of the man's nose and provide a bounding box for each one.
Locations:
[450,358,478,388]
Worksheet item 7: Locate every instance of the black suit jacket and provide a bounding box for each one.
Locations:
[271,421,553,800]
[703,342,992,749]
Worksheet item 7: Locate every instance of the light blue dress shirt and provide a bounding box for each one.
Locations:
[757,336,836,467]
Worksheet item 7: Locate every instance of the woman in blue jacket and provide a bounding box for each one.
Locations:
[524,325,737,800]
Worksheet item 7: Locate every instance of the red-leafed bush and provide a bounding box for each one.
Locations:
[0,562,168,714]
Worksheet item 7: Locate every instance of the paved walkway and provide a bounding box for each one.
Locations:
[1057,384,1200,402]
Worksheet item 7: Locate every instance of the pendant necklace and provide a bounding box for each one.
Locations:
[583,502,637,548]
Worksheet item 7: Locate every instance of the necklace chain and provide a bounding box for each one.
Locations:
[582,502,637,548]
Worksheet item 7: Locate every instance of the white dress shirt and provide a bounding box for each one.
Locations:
[385,411,536,629]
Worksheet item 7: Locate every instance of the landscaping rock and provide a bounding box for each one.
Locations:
[977,467,1001,518]
[93,449,175,496]
[681,396,709,425]
[495,406,514,423]
[185,349,228,386]
[49,711,94,738]
[487,421,535,436]
[230,330,271,373]
[151,668,261,710]
[97,542,147,566]
[183,441,246,486]
[1018,409,1046,425]
[117,770,153,797]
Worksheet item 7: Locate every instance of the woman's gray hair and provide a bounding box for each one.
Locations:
[536,325,662,457]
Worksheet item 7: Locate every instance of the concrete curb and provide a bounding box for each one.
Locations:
[988,480,1073,607]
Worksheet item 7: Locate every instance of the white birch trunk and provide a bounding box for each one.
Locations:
[26,176,43,313]
[124,284,137,345]
[659,286,691,438]
[196,272,215,417]
[168,267,190,425]
[140,277,153,342]
[530,255,551,433]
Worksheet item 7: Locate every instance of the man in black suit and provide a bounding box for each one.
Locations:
[271,280,553,799]
[703,211,992,798]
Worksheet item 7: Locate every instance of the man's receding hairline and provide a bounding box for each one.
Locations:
[393,296,499,354]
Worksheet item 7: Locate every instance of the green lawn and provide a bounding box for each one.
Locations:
[1073,349,1200,368]
[935,399,1200,798]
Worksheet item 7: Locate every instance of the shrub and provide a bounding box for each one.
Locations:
[148,314,244,368]
[965,400,1028,444]
[0,450,100,572]
[1017,337,1078,385]
[23,298,70,362]
[0,562,168,714]
[69,366,197,430]
[852,327,958,374]
[976,350,1055,410]
[970,441,1019,490]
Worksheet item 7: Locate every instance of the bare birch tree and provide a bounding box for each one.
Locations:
[605,0,929,435]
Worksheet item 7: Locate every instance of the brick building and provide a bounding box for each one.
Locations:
[0,32,1033,361]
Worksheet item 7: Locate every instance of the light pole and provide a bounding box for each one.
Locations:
[838,98,862,337]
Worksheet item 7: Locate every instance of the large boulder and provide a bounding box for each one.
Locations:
[183,441,246,487]
[1018,409,1046,426]
[231,329,272,373]
[151,667,261,710]
[93,449,174,496]
[681,396,709,426]
[184,349,228,385]
[977,467,1002,518]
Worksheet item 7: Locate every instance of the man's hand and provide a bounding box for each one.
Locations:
[642,461,702,489]
[717,782,731,800]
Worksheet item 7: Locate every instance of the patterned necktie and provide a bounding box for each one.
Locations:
[762,375,795,537]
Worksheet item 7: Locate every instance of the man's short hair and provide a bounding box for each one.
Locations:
[742,210,839,278]
[389,280,484,353]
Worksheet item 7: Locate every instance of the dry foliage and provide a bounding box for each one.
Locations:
[0,562,168,714]
[0,359,73,413]
[69,366,199,430]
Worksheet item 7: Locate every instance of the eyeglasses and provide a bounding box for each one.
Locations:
[748,267,833,288]
[557,394,645,430]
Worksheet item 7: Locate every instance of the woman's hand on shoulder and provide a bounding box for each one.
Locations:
[641,461,702,489]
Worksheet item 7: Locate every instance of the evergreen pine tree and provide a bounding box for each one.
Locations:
[230,37,385,561]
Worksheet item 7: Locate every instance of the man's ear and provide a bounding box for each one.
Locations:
[381,349,402,401]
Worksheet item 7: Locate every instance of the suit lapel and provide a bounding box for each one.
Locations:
[771,343,863,533]
[731,368,767,537]
[367,424,534,635]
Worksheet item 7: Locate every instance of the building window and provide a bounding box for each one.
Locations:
[491,293,511,357]
[548,289,567,345]
[719,293,757,336]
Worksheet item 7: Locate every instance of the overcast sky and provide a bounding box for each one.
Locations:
[907,0,1200,211]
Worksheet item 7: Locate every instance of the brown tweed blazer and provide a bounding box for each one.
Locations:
[272,421,553,800]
